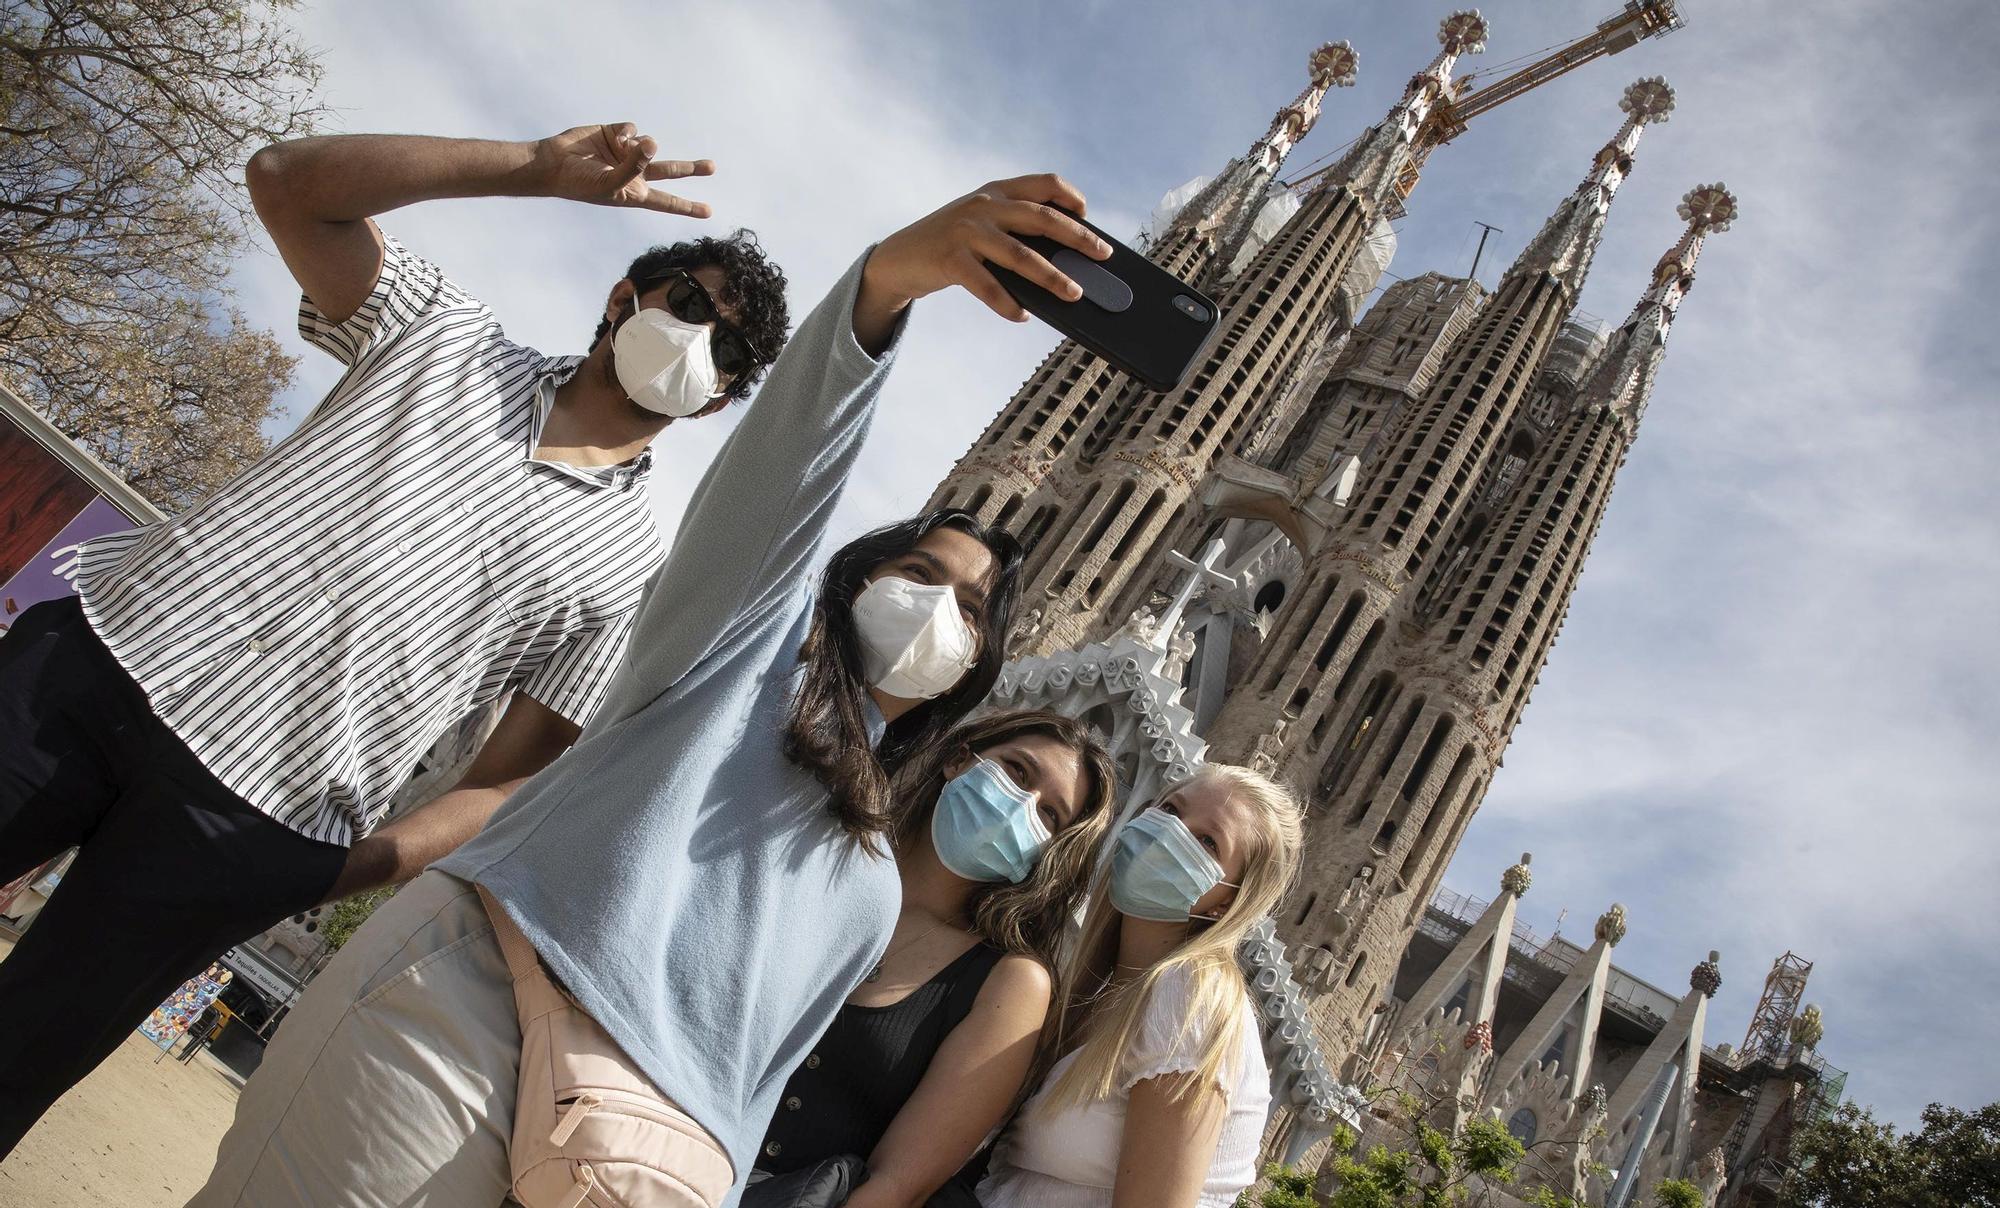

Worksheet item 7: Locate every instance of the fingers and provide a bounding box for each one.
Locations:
[956,255,1029,322]
[640,188,713,220]
[646,158,716,180]
[1000,199,1111,260]
[992,172,1088,218]
[983,231,1080,302]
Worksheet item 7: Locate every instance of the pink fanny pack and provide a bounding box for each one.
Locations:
[480,887,736,1208]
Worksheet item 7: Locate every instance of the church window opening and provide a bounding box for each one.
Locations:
[1507,1108,1538,1147]
[1344,949,1368,988]
[1253,579,1288,616]
[1294,892,1317,927]
[1541,1027,1569,1071]
[1444,981,1471,1020]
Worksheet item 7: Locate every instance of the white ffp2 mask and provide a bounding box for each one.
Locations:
[613,297,719,417]
[852,576,978,701]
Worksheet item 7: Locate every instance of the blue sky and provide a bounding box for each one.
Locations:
[231,0,2000,1127]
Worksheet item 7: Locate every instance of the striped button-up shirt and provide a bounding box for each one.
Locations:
[70,236,665,846]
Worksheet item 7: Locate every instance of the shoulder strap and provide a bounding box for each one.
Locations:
[475,884,542,983]
[939,943,1008,1030]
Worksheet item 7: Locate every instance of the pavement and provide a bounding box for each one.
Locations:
[0,934,245,1207]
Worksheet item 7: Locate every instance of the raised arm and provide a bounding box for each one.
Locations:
[586,175,1112,733]
[245,124,715,323]
[846,954,1053,1208]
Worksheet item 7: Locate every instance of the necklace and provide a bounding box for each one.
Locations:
[865,914,951,983]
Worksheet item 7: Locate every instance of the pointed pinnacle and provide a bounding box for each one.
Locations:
[1621,76,1676,125]
[1311,40,1359,89]
[1439,10,1490,55]
[1678,183,1738,232]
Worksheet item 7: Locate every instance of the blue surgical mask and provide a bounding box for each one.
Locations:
[931,759,1052,884]
[1110,807,1237,923]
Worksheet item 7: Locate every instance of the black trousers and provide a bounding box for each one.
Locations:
[0,596,347,1158]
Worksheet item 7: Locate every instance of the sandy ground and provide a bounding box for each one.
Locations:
[0,934,244,1207]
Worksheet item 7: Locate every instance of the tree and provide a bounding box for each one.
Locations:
[1651,1178,1702,1208]
[1780,1100,2000,1208]
[1236,1162,1320,1208]
[1,0,322,507]
[1321,1113,1595,1208]
[319,886,395,953]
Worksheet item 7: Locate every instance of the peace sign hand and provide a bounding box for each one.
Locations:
[532,122,714,218]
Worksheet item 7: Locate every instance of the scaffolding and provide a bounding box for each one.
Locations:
[1741,951,1813,1061]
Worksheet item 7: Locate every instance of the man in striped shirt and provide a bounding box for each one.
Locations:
[0,121,790,1153]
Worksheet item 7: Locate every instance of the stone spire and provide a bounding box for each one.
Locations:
[1579,182,1738,432]
[1159,39,1359,268]
[1258,41,1362,174]
[1691,950,1723,998]
[1319,10,1489,214]
[1508,77,1674,294]
[1596,903,1630,946]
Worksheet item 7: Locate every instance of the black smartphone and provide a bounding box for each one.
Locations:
[989,210,1221,393]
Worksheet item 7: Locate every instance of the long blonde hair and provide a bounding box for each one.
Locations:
[888,709,1118,972]
[1038,763,1304,1110]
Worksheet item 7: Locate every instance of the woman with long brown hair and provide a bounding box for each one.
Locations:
[977,764,1305,1208]
[748,710,1118,1207]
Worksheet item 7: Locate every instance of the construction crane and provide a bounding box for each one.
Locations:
[1280,0,1687,200]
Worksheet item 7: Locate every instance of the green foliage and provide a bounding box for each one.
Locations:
[320,886,396,953]
[1523,1189,1588,1208]
[1325,1110,1530,1207]
[1235,1161,1321,1208]
[1456,1116,1525,1182]
[1780,1099,2000,1208]
[1652,1177,1703,1208]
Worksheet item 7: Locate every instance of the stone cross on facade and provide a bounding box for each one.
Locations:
[1149,538,1239,655]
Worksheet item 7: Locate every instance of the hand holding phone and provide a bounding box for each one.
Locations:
[988,207,1221,392]
[855,174,1113,352]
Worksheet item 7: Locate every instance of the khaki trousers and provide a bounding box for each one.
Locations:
[192,871,521,1207]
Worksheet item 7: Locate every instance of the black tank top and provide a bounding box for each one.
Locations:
[757,941,1006,1173]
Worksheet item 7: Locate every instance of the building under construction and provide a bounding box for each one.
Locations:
[926,1,1848,1202]
[1361,858,1845,1206]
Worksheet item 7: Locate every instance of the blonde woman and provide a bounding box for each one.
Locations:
[749,709,1117,1208]
[978,764,1304,1208]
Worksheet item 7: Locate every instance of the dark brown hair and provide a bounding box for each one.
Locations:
[889,709,1118,972]
[785,509,1024,852]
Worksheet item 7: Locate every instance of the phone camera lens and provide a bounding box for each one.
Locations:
[1173,295,1210,322]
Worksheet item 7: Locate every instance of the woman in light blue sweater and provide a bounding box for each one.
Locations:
[194,173,1113,1208]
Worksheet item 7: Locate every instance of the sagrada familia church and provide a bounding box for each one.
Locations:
[916,4,1846,1205]
[205,5,1847,1206]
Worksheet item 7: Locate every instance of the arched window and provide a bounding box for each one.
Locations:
[1253,578,1288,616]
[1507,1108,1538,1147]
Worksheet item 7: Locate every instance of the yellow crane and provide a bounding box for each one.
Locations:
[1280,1,1687,203]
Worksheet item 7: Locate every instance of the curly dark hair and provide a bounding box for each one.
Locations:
[591,228,791,402]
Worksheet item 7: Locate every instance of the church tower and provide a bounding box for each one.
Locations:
[925,15,1491,656]
[923,15,1732,1157]
[1191,79,1682,1059]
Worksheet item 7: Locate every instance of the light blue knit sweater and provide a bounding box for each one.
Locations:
[441,251,905,1205]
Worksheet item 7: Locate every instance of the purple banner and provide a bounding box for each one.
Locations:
[0,497,141,630]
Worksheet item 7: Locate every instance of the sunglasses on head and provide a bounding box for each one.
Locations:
[638,270,763,382]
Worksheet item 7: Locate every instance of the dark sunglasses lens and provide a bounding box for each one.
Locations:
[712,332,757,378]
[666,275,718,323]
